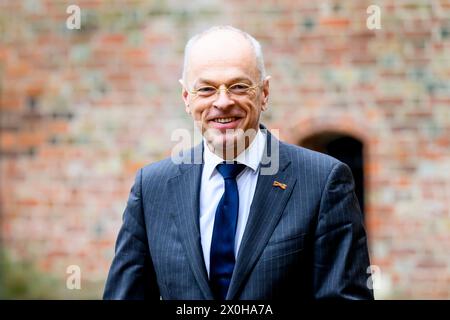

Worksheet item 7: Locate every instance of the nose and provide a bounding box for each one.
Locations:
[212,86,234,109]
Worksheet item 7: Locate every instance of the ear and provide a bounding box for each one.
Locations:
[261,75,271,111]
[179,79,190,114]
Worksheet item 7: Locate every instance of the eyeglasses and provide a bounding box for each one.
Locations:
[188,82,260,98]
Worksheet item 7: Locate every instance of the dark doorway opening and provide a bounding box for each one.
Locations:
[300,132,365,217]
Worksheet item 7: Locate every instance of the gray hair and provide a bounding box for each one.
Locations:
[182,25,267,84]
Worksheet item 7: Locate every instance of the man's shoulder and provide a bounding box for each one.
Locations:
[277,141,352,189]
[279,140,341,171]
[280,140,338,163]
[140,156,180,180]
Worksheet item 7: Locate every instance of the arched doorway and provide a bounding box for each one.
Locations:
[299,132,365,217]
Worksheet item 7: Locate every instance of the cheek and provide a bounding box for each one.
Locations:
[192,103,209,120]
[244,101,260,119]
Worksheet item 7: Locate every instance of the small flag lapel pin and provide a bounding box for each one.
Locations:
[273,181,287,190]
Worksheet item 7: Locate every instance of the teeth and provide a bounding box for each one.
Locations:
[214,117,235,123]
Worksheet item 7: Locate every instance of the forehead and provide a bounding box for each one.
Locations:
[186,31,258,84]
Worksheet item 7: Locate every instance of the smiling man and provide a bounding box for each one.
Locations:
[104,26,374,300]
[180,27,269,160]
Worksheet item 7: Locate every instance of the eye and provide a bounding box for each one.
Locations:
[229,83,251,94]
[196,86,216,95]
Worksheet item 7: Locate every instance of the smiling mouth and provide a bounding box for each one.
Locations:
[213,117,238,123]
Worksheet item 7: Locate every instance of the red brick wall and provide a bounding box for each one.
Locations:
[1,0,449,298]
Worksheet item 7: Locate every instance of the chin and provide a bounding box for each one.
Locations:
[210,132,236,147]
[206,131,251,159]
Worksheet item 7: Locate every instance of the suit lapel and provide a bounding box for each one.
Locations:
[227,132,297,300]
[166,130,296,300]
[167,144,214,300]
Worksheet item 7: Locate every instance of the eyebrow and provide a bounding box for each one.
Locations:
[194,77,253,87]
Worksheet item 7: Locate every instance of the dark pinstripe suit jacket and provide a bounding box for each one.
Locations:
[103,128,374,300]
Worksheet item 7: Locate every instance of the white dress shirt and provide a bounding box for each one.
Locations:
[200,129,266,277]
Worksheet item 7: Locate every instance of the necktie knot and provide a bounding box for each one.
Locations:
[216,162,246,180]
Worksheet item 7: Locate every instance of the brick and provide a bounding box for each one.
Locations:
[0,0,449,300]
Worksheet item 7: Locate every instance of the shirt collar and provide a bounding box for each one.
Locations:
[203,129,266,180]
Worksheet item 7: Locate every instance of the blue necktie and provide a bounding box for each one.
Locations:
[210,162,246,300]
